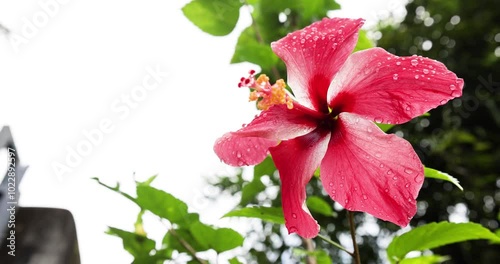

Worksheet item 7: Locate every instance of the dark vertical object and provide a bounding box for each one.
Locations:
[0,127,80,263]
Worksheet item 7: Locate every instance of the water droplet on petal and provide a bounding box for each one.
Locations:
[384,188,389,193]
[329,182,333,187]
[288,226,298,233]
[405,183,410,188]
[396,61,401,66]
[246,148,251,152]
[450,84,456,90]
[367,127,373,133]
[292,213,297,219]
[236,152,242,158]
[405,105,411,111]
[392,176,398,180]
[440,99,447,105]
[363,194,368,200]
[375,117,383,123]
[393,74,399,80]
[375,152,382,158]
[423,69,429,74]
[344,199,349,204]
[340,183,344,188]
[411,59,418,66]
[414,175,423,183]
[451,91,460,97]
[414,75,420,79]
[404,168,413,174]
[379,163,385,168]
[387,169,393,175]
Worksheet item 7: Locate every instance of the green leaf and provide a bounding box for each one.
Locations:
[223,206,285,224]
[136,185,189,224]
[353,30,374,52]
[254,156,276,178]
[241,156,276,206]
[400,255,450,264]
[387,221,500,263]
[424,167,463,191]
[189,222,244,253]
[306,196,334,217]
[228,257,243,264]
[92,177,136,203]
[163,228,209,253]
[182,0,242,36]
[107,227,156,259]
[137,175,157,187]
[377,123,395,132]
[231,27,279,73]
[292,249,332,264]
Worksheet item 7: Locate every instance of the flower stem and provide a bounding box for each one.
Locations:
[317,234,352,256]
[169,228,207,264]
[348,211,361,264]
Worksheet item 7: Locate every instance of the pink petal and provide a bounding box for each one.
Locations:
[320,112,423,227]
[271,18,364,113]
[214,105,318,166]
[328,48,464,124]
[270,129,331,238]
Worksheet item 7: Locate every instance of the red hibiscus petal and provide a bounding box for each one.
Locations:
[320,112,423,227]
[214,105,318,166]
[328,47,464,124]
[271,18,364,113]
[270,129,331,238]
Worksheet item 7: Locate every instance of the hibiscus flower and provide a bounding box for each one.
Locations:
[214,17,464,238]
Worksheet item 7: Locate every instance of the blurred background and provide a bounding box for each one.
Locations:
[0,0,498,263]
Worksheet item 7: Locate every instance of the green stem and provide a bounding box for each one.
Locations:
[348,211,361,264]
[317,234,353,256]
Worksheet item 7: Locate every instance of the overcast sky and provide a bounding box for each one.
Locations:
[0,0,406,263]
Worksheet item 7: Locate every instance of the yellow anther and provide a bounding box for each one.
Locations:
[241,73,294,111]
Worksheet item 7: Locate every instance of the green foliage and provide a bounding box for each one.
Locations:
[399,255,450,264]
[223,206,285,224]
[353,30,374,52]
[387,222,500,263]
[293,248,333,264]
[94,176,244,263]
[423,167,463,191]
[182,0,242,36]
[306,196,335,217]
[231,27,280,73]
[240,156,276,206]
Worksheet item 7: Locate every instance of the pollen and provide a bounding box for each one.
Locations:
[238,70,293,111]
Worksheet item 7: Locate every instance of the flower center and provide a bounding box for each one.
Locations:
[238,70,293,111]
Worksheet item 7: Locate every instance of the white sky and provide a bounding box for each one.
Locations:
[0,0,406,263]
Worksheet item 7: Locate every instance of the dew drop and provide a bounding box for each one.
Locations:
[337,29,343,34]
[440,99,447,105]
[375,152,382,158]
[451,91,460,97]
[414,75,419,79]
[450,84,456,90]
[375,117,383,123]
[392,176,398,180]
[405,183,410,188]
[396,61,401,66]
[236,152,242,158]
[367,127,373,133]
[246,148,251,152]
[288,226,298,233]
[393,74,399,80]
[340,183,344,188]
[292,213,297,219]
[405,105,411,111]
[379,163,385,168]
[344,199,349,204]
[363,194,368,200]
[329,182,333,187]
[387,169,393,175]
[414,175,423,183]
[404,168,413,174]
[384,188,389,193]
[423,69,429,74]
[300,38,305,44]
[411,59,418,66]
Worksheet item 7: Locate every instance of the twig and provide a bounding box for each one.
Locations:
[348,211,361,264]
[169,228,207,264]
[303,238,317,264]
[317,234,353,256]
